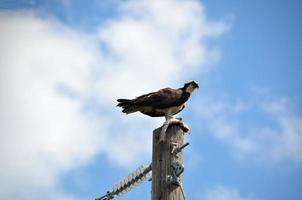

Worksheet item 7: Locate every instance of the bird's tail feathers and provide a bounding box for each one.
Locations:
[117,99,131,103]
[117,99,132,107]
[117,99,139,114]
[122,106,139,114]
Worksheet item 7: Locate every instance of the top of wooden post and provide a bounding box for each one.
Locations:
[152,124,187,200]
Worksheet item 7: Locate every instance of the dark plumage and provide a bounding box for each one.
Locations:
[117,81,199,119]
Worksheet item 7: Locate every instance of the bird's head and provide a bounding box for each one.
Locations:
[183,80,199,93]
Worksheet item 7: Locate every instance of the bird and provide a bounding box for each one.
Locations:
[117,80,199,141]
[117,80,199,121]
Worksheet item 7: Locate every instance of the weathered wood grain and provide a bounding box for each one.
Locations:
[152,125,184,200]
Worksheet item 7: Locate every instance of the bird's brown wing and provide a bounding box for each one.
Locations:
[133,88,183,109]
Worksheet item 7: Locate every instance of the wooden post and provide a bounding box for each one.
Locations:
[152,124,184,200]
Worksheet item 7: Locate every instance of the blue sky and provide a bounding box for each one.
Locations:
[0,0,301,200]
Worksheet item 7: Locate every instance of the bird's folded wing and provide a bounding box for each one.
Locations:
[133,88,182,108]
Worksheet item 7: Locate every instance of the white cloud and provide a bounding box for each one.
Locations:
[194,94,302,164]
[0,1,227,199]
[94,0,228,104]
[0,11,105,200]
[202,185,258,200]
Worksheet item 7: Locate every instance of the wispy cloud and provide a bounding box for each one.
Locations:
[202,185,259,200]
[0,1,228,199]
[194,92,302,165]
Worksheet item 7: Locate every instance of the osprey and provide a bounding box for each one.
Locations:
[117,80,199,121]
